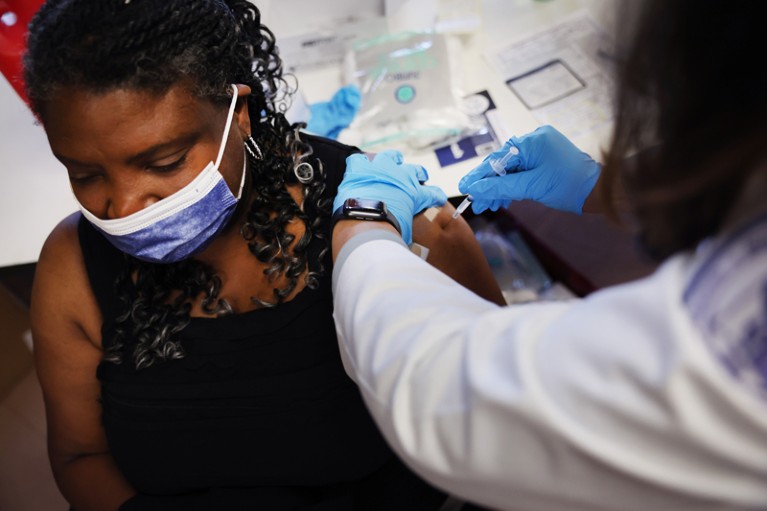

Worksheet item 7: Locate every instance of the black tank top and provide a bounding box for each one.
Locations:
[78,135,445,509]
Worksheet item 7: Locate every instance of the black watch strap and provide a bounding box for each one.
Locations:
[331,198,401,235]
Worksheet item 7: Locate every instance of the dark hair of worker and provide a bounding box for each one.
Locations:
[600,0,767,260]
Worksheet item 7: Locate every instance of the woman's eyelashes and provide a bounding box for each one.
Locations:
[66,149,192,185]
[147,153,189,174]
[68,173,99,185]
[67,166,102,186]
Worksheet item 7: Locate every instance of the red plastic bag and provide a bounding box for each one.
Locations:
[0,0,45,104]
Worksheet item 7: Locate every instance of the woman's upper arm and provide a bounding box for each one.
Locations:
[30,213,109,465]
[30,215,140,511]
[412,203,505,306]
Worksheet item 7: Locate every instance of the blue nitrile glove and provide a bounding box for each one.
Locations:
[335,150,448,245]
[306,84,361,139]
[458,125,601,214]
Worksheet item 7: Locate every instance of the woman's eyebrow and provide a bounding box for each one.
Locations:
[53,152,96,168]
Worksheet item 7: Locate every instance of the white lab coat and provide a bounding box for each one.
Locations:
[332,223,767,511]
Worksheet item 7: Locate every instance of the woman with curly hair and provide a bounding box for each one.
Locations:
[25,1,504,509]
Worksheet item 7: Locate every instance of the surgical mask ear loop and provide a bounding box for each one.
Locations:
[219,85,250,201]
[245,135,263,160]
[294,161,314,184]
[215,85,240,168]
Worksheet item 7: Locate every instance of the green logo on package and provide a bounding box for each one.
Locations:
[395,85,416,104]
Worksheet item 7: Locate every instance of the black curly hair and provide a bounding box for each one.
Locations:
[24,0,332,369]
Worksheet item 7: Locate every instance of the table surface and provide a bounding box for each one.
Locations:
[0,0,613,268]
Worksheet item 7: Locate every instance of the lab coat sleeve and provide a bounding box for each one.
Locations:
[332,235,767,511]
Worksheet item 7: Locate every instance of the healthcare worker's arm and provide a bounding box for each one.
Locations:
[332,226,767,510]
[31,213,135,511]
[330,151,767,510]
[338,151,505,305]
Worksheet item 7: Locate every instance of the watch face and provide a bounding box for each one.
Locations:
[344,198,387,220]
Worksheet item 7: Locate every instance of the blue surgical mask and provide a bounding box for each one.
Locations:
[77,85,247,264]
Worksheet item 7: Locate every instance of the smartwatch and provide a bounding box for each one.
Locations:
[331,198,401,234]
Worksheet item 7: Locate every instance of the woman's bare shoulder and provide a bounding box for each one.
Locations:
[40,211,82,255]
[32,212,103,346]
[36,212,89,287]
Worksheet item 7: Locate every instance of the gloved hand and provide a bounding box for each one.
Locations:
[336,150,448,245]
[306,84,361,140]
[458,125,601,214]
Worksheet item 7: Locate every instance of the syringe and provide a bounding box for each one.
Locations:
[487,145,519,176]
[452,195,473,219]
[451,146,519,220]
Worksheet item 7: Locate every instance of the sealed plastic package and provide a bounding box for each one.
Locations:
[341,31,471,151]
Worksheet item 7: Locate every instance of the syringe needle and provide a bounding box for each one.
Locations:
[451,196,473,220]
[450,145,518,222]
